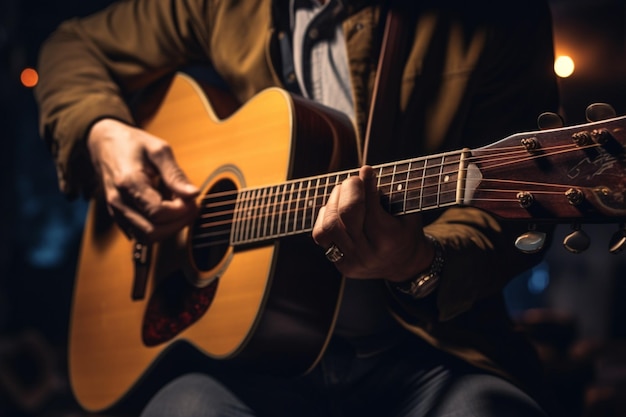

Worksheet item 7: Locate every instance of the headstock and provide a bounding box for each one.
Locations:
[467,104,626,254]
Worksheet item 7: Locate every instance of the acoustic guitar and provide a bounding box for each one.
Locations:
[69,73,626,411]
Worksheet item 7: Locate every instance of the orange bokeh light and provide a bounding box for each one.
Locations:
[20,68,39,88]
[554,55,575,78]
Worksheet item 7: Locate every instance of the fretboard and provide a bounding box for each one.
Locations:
[230,150,467,246]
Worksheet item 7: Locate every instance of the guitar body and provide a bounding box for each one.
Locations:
[69,74,359,412]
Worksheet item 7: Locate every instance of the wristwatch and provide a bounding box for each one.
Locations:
[391,234,444,299]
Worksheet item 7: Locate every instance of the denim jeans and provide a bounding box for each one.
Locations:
[139,336,551,417]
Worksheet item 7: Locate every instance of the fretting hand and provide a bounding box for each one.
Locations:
[312,165,435,283]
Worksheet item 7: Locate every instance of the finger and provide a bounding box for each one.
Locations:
[312,205,327,246]
[312,184,348,250]
[146,142,199,198]
[360,165,378,203]
[312,186,340,249]
[336,175,367,241]
[360,166,387,236]
[156,198,198,220]
[105,185,155,241]
[111,194,195,242]
[120,173,166,217]
[112,175,195,240]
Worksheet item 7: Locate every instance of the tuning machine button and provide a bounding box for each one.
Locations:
[515,226,547,254]
[563,224,590,254]
[537,112,564,130]
[586,103,616,122]
[609,224,626,254]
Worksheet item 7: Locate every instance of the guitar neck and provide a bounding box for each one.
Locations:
[229,149,469,246]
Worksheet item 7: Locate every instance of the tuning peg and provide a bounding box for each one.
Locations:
[563,224,590,254]
[586,103,616,122]
[515,227,547,254]
[609,224,626,254]
[537,112,564,130]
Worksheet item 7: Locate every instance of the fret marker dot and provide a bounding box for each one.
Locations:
[308,200,313,207]
[396,184,403,191]
[444,175,450,182]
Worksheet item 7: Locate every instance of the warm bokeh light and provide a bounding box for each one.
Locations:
[554,55,575,78]
[20,67,39,88]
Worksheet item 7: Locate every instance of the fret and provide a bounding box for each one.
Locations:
[436,155,445,207]
[276,184,287,236]
[247,188,260,241]
[403,160,412,213]
[301,178,313,230]
[283,182,294,235]
[258,187,269,239]
[401,159,424,213]
[268,185,280,236]
[421,156,444,209]
[255,187,268,241]
[293,180,304,233]
[244,189,256,241]
[261,187,270,239]
[440,153,461,206]
[233,189,245,243]
[284,183,295,235]
[281,183,294,236]
[233,189,248,243]
[377,165,394,212]
[230,192,242,245]
[287,181,301,235]
[417,159,427,211]
[307,177,321,231]
[389,162,409,215]
[240,189,251,242]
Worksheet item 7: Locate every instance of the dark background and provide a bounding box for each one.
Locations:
[1,0,625,416]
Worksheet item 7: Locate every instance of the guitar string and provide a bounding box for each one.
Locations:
[188,142,619,247]
[195,141,603,217]
[188,145,616,247]
[196,142,581,215]
[196,141,591,213]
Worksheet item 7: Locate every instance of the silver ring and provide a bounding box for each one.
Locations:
[324,243,344,263]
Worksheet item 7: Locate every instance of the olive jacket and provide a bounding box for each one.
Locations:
[35,0,559,396]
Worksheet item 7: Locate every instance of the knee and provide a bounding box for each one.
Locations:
[436,373,548,417]
[140,373,253,417]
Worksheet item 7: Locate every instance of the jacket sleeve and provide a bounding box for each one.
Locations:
[390,0,560,322]
[35,0,214,197]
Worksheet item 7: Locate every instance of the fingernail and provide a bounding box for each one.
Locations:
[184,183,199,194]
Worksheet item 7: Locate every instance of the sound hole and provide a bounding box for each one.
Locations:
[191,178,237,271]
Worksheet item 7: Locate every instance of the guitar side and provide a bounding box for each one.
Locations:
[68,74,359,412]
